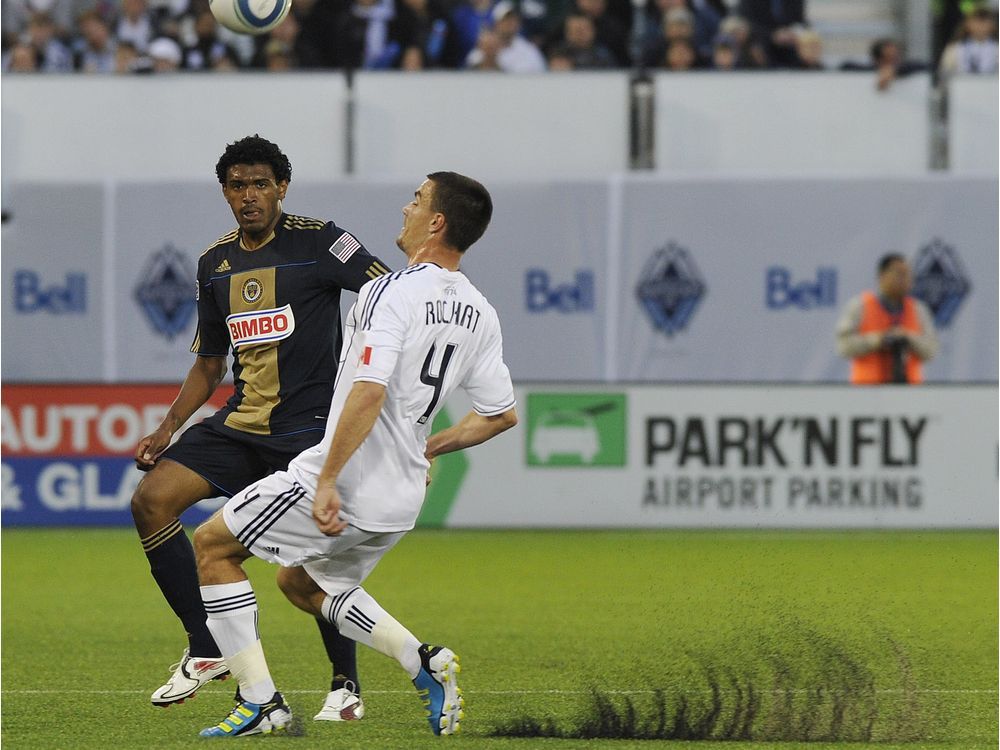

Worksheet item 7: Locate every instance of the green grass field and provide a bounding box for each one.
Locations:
[2,528,996,749]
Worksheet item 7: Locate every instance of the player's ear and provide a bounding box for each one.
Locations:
[277,180,289,200]
[429,212,445,234]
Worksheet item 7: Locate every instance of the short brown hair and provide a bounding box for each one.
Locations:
[426,172,493,252]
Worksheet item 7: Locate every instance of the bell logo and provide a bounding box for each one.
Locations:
[14,271,86,314]
[525,269,595,313]
[766,267,837,310]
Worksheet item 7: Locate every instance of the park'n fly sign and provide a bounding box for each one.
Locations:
[446,384,998,529]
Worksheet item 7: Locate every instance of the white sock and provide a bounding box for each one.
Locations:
[201,581,276,703]
[322,586,422,678]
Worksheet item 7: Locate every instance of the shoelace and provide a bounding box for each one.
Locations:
[169,654,187,674]
[165,650,190,674]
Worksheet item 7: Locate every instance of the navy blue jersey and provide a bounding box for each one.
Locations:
[193,213,391,437]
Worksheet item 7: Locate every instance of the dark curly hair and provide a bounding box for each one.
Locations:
[215,135,292,185]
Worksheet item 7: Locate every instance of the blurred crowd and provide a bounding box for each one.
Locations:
[2,0,997,75]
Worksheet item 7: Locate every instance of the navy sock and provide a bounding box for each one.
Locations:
[141,520,221,658]
[315,617,360,693]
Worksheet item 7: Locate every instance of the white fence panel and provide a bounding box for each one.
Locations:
[654,72,931,173]
[948,75,999,174]
[1,74,348,181]
[353,72,630,179]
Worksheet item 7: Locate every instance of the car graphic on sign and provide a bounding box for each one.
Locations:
[526,395,626,468]
[530,409,601,463]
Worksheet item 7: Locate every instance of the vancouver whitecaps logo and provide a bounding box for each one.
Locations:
[910,238,970,328]
[134,244,197,340]
[636,241,706,336]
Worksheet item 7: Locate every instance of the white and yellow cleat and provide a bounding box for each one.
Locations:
[199,692,292,737]
[412,645,464,735]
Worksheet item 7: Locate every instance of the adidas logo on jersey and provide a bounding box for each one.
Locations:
[262,545,280,556]
[214,259,232,273]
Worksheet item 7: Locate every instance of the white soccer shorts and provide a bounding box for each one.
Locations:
[222,469,406,596]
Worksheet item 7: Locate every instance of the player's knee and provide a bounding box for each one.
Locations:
[130,475,169,527]
[192,518,230,573]
[191,522,211,561]
[131,466,204,531]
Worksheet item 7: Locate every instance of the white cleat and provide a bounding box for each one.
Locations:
[151,648,230,707]
[413,645,464,735]
[314,681,365,721]
[199,692,293,737]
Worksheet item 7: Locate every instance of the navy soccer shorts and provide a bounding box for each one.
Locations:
[159,421,325,498]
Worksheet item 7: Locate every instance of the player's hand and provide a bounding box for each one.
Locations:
[425,456,435,487]
[135,427,172,471]
[313,481,348,536]
[876,64,896,91]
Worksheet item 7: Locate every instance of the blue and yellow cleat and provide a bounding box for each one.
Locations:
[413,645,464,736]
[199,692,292,738]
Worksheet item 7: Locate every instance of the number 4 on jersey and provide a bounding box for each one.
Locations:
[417,343,457,425]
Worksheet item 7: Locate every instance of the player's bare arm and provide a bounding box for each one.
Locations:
[313,381,387,536]
[134,355,227,469]
[425,407,518,461]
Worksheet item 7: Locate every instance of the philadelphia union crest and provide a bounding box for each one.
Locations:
[636,242,706,336]
[911,238,970,328]
[134,244,197,340]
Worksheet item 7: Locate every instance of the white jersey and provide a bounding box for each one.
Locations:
[290,262,515,531]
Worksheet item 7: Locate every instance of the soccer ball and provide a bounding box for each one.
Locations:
[209,0,292,35]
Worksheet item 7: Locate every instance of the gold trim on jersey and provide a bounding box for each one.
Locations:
[240,230,276,252]
[366,260,391,280]
[225,267,280,435]
[283,215,326,230]
[201,229,239,257]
